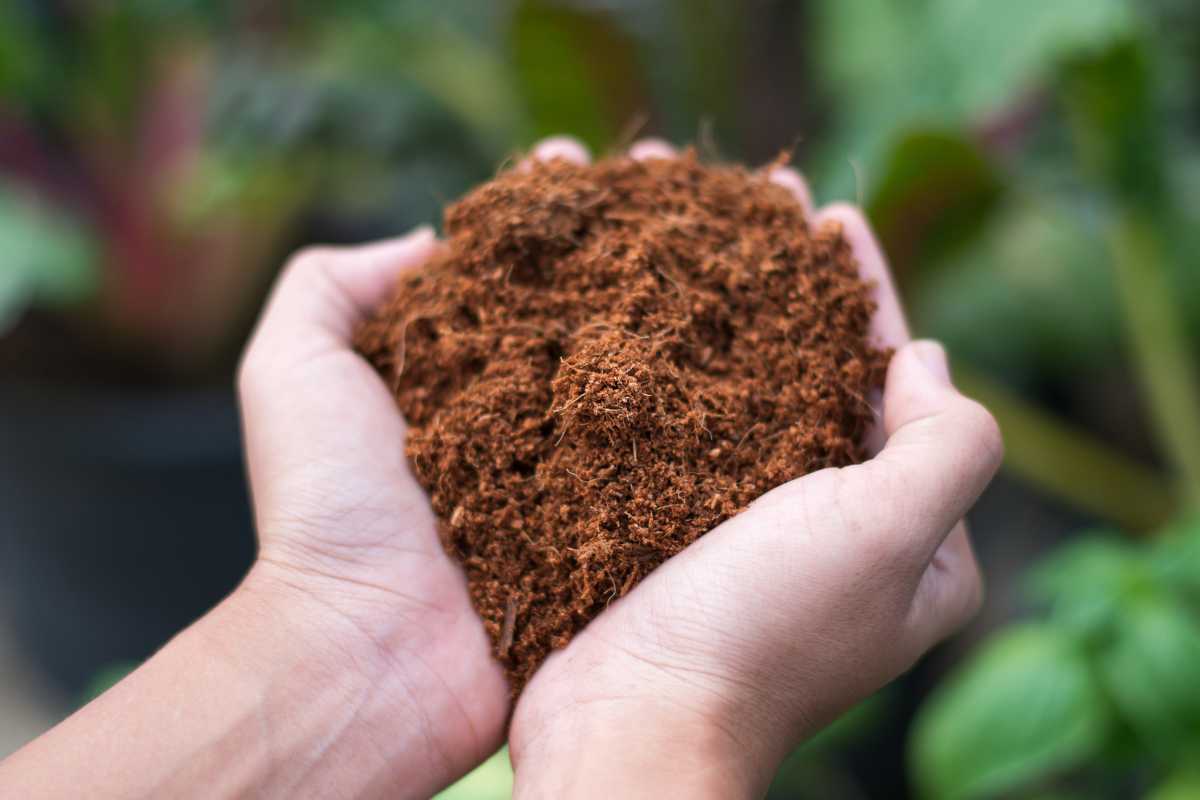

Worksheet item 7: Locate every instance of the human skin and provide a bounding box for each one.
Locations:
[0,137,1000,799]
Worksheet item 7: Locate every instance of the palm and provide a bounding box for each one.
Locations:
[238,235,509,784]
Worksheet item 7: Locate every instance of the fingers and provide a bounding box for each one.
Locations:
[629,137,676,161]
[523,135,676,167]
[520,136,591,171]
[745,341,999,565]
[236,227,442,541]
[533,135,590,164]
[731,340,995,661]
[766,166,815,217]
[754,169,909,352]
[849,341,1002,563]
[241,226,438,371]
[814,203,910,351]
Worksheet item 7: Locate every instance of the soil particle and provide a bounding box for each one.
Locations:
[355,150,889,694]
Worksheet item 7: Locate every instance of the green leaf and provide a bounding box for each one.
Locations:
[913,194,1121,377]
[1024,535,1146,639]
[0,4,44,102]
[1060,41,1164,212]
[926,0,1135,118]
[0,186,98,329]
[434,748,513,800]
[910,624,1111,800]
[509,0,646,152]
[1150,516,1200,602]
[811,0,1135,199]
[866,129,1004,279]
[1099,597,1200,759]
[770,693,888,796]
[1061,44,1200,505]
[82,661,139,705]
[806,690,888,753]
[1149,768,1200,800]
[311,14,524,155]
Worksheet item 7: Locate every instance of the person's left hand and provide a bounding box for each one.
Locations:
[1,223,517,800]
[236,227,510,795]
[231,136,667,795]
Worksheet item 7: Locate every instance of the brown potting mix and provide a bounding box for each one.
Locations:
[355,150,889,693]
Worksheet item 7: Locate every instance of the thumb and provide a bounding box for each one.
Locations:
[241,225,439,379]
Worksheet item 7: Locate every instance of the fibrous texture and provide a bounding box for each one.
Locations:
[356,151,889,693]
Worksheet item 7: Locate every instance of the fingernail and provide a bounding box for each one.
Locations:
[629,138,676,161]
[911,340,951,386]
[403,225,436,245]
[531,135,590,165]
[767,167,814,211]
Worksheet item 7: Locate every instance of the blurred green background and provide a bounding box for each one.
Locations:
[2,1,1199,797]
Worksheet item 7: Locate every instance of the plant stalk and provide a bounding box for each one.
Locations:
[1108,212,1200,511]
[955,365,1176,533]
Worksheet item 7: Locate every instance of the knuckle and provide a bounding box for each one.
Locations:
[822,200,861,219]
[819,201,868,233]
[285,245,336,279]
[956,398,1004,473]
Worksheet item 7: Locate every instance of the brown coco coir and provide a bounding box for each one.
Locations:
[355,150,889,694]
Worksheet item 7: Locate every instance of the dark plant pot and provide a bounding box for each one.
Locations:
[0,384,255,698]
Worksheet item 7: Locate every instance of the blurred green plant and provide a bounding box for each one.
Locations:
[82,661,139,705]
[435,747,514,800]
[3,0,1195,515]
[0,2,515,374]
[0,183,96,332]
[510,0,647,152]
[5,0,1200,794]
[811,0,1134,201]
[828,2,1200,792]
[766,693,892,799]
[911,518,1200,798]
[822,0,1200,531]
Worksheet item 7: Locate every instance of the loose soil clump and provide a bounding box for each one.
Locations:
[356,150,889,693]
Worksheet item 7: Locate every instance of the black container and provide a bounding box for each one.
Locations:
[0,384,256,698]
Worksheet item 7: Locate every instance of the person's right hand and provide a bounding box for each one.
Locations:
[508,139,1003,799]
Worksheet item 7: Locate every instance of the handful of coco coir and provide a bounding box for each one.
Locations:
[355,150,887,694]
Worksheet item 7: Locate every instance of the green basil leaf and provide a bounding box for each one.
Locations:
[1148,768,1200,800]
[435,748,513,800]
[1150,516,1200,605]
[910,624,1111,800]
[1100,597,1200,759]
[1024,535,1144,639]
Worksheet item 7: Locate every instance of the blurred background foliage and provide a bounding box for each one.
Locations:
[3,0,1199,797]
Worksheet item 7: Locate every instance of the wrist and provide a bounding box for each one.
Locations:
[511,700,762,799]
[510,659,774,799]
[194,560,503,798]
[4,559,492,800]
